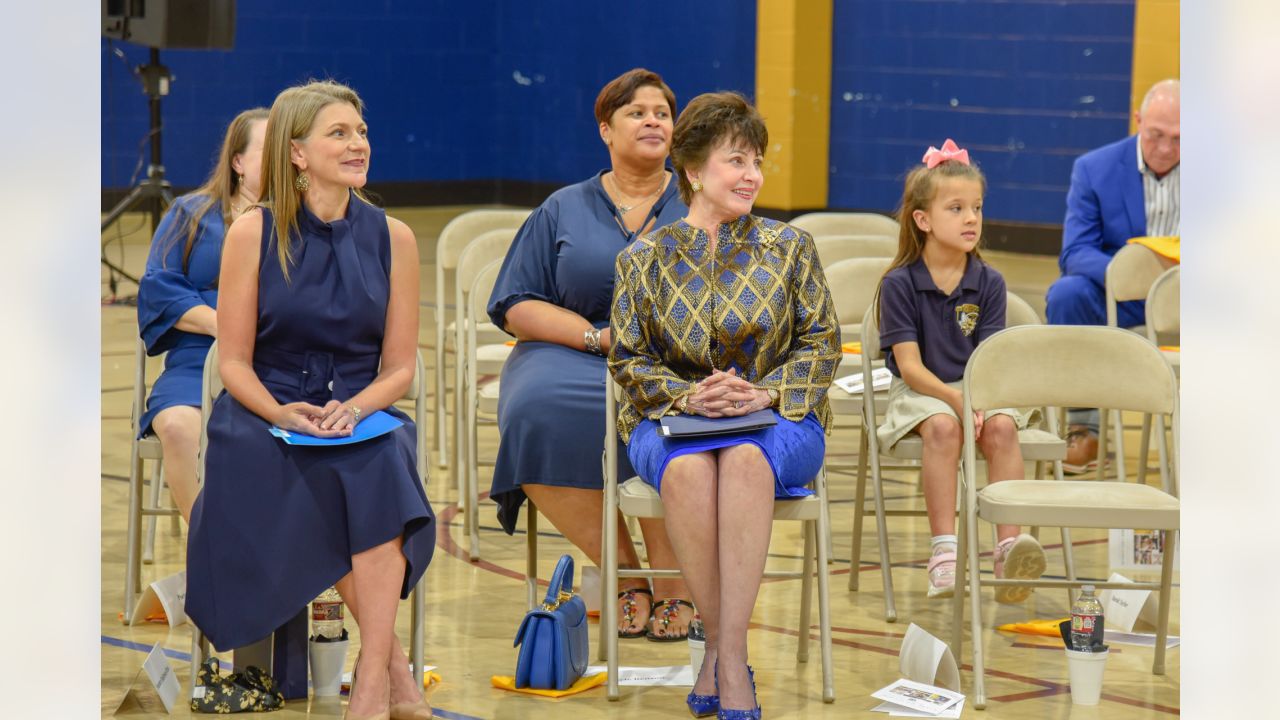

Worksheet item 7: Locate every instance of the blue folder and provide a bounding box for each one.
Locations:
[268,409,403,446]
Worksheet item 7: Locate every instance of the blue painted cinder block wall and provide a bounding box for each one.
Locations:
[827,0,1136,225]
[101,1,756,193]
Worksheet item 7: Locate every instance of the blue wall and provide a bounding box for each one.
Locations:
[101,1,757,193]
[828,0,1136,224]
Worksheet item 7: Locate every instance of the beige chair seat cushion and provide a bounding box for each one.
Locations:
[477,379,501,415]
[978,479,1179,530]
[476,343,512,375]
[620,476,823,521]
[445,320,506,350]
[137,435,164,460]
[885,428,1064,461]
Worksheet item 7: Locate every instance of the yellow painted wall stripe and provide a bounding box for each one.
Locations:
[755,0,833,211]
[1131,0,1180,132]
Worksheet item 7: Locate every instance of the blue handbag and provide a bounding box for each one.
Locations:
[513,554,589,690]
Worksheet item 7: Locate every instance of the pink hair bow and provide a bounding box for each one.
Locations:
[922,139,970,168]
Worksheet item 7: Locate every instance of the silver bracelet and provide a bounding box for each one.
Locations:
[583,328,604,355]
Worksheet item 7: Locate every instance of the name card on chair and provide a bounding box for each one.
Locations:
[113,642,180,715]
[1099,572,1158,633]
[127,571,187,628]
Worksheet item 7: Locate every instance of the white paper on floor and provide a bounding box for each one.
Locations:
[585,664,694,686]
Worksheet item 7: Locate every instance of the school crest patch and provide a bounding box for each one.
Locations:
[956,304,980,336]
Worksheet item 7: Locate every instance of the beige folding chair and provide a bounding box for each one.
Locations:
[955,325,1179,708]
[601,381,835,703]
[123,337,184,619]
[851,296,1067,621]
[1137,266,1179,491]
[790,211,899,239]
[461,258,509,562]
[1098,244,1171,481]
[824,256,892,344]
[190,342,433,692]
[812,234,897,269]
[432,209,531,470]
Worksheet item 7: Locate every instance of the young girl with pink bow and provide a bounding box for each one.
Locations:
[873,140,1047,601]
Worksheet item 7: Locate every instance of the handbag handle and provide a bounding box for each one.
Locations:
[542,554,575,610]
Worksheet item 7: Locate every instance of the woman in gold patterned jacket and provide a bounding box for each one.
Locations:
[608,91,840,720]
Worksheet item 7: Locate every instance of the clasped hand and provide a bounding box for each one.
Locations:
[682,368,769,418]
[274,399,358,437]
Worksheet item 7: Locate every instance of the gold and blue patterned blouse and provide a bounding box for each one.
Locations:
[608,215,841,442]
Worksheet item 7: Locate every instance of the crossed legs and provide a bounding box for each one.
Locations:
[660,444,775,712]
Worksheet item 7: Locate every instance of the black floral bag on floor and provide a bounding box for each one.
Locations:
[190,657,285,713]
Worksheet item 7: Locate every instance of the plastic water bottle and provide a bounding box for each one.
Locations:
[311,587,345,641]
[1070,585,1105,652]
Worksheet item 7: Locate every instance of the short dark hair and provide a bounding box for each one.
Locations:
[670,91,768,205]
[594,68,677,127]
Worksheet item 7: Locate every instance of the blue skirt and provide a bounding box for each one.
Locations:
[627,411,824,497]
[138,344,209,437]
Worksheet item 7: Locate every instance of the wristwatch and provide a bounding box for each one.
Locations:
[764,387,779,406]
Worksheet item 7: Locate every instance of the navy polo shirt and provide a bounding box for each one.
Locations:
[879,256,1007,382]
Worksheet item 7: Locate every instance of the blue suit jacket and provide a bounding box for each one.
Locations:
[1059,134,1147,287]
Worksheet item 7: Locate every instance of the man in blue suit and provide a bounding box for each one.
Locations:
[1046,79,1180,470]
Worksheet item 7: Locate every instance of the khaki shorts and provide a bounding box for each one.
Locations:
[876,377,1032,453]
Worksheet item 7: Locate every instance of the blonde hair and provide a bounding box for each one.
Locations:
[259,79,367,282]
[873,159,987,326]
[159,107,268,273]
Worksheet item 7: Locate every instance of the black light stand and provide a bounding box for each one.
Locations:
[102,47,175,289]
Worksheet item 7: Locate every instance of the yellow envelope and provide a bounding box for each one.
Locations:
[490,672,607,698]
[1127,236,1180,262]
[996,617,1070,638]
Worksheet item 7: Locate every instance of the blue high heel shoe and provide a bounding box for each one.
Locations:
[686,659,718,717]
[716,664,761,720]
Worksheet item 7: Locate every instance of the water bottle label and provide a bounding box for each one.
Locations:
[1071,614,1096,634]
[312,601,343,622]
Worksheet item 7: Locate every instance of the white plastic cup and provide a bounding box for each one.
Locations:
[1064,647,1108,705]
[581,566,601,615]
[309,638,350,697]
[688,637,706,675]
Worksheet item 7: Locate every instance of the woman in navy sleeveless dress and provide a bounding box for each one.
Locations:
[186,81,434,720]
[136,107,267,522]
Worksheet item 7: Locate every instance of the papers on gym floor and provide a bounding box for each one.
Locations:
[870,624,965,716]
[834,367,893,395]
[871,679,965,716]
[584,665,694,686]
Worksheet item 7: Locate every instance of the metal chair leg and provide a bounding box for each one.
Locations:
[848,428,869,591]
[798,522,813,663]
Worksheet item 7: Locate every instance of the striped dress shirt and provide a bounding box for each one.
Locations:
[1136,141,1180,237]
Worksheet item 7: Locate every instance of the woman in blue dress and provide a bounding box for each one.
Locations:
[610,92,840,719]
[136,107,267,522]
[487,69,696,640]
[186,81,434,720]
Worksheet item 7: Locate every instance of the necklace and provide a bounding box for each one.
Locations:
[608,171,666,214]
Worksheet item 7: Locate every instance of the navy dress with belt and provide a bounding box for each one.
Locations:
[185,194,436,650]
[136,194,223,436]
[485,171,687,533]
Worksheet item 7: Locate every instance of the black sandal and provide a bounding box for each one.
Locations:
[646,599,697,643]
[617,587,653,639]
